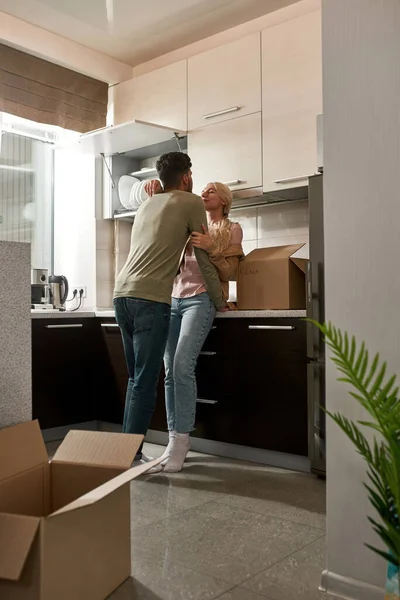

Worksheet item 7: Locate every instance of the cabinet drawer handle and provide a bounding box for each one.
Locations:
[211,326,217,330]
[45,323,83,329]
[100,323,119,328]
[222,180,242,187]
[248,325,295,331]
[196,399,218,405]
[273,175,310,184]
[203,106,240,120]
[199,351,217,356]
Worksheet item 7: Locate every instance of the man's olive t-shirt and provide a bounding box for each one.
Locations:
[113,190,224,310]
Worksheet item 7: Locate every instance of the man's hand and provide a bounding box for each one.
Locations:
[144,179,162,197]
[191,225,215,252]
[218,305,231,313]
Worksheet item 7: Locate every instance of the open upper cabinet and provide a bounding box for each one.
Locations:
[57,119,187,220]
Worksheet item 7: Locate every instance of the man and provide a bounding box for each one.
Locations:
[113,152,225,459]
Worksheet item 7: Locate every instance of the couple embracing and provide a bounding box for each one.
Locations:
[113,152,244,473]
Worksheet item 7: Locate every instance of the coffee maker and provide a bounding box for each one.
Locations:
[31,269,50,306]
[48,275,69,310]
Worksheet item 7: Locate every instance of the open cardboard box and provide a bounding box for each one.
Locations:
[237,243,309,310]
[0,420,162,600]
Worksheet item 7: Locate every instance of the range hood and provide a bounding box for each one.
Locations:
[113,183,310,221]
[230,184,309,211]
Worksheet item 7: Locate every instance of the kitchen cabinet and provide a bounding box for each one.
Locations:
[150,319,241,442]
[262,9,322,192]
[96,318,165,427]
[97,319,127,424]
[188,112,262,194]
[151,317,308,457]
[234,319,308,456]
[188,33,261,130]
[32,319,97,429]
[32,314,306,456]
[113,61,187,131]
[191,320,240,443]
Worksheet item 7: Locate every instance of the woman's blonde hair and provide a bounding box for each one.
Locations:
[207,182,235,254]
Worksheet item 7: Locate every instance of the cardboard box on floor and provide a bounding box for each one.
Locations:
[237,243,309,310]
[0,420,162,600]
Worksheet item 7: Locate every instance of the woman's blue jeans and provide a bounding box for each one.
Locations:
[164,293,216,433]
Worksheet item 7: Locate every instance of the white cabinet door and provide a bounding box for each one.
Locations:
[113,61,187,131]
[262,9,322,191]
[188,33,261,131]
[188,112,262,195]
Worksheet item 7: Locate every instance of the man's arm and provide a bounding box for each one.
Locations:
[188,196,226,311]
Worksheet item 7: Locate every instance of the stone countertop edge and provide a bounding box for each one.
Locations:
[96,308,307,318]
[31,310,95,319]
[31,309,307,319]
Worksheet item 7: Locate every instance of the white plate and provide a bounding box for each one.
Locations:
[118,176,138,209]
[137,180,148,205]
[129,181,140,209]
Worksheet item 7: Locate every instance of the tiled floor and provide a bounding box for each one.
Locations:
[47,441,337,600]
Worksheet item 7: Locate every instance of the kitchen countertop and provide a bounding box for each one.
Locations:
[31,309,95,319]
[31,308,306,319]
[213,309,306,319]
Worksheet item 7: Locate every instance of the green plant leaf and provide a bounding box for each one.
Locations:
[365,544,399,568]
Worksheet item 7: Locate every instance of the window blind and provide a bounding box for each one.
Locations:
[0,43,108,133]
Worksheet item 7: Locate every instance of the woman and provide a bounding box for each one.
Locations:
[146,180,244,472]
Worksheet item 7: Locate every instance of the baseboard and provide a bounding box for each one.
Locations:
[96,421,122,433]
[41,420,97,442]
[43,422,310,473]
[146,429,310,472]
[321,570,384,600]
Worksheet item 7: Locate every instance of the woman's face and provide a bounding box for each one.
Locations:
[201,183,225,213]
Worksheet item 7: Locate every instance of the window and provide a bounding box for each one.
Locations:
[0,113,55,272]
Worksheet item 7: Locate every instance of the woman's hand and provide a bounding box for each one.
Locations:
[191,225,215,252]
[144,179,162,197]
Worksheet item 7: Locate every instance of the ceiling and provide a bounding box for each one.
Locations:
[0,0,300,66]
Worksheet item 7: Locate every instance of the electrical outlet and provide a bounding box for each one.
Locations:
[72,286,87,298]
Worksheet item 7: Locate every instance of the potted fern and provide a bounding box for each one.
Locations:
[315,322,400,599]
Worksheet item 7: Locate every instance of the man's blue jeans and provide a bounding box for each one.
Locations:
[114,297,171,443]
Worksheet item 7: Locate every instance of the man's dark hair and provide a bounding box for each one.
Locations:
[156,152,192,190]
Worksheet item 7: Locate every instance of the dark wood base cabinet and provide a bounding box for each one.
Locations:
[32,319,97,429]
[150,318,308,457]
[32,316,307,457]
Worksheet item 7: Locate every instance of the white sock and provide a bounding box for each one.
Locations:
[160,430,177,464]
[163,433,190,473]
[139,453,154,463]
[145,433,177,474]
[130,452,153,467]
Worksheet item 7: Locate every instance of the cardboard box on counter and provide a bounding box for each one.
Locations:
[0,420,161,600]
[237,244,309,310]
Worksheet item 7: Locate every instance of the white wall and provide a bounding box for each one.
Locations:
[322,1,400,598]
[233,201,309,254]
[53,149,96,310]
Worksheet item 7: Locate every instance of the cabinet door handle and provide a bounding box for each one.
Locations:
[199,351,217,356]
[100,323,119,328]
[203,106,240,119]
[222,180,242,187]
[196,399,218,405]
[211,326,217,330]
[273,175,310,184]
[248,325,295,331]
[45,323,83,329]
